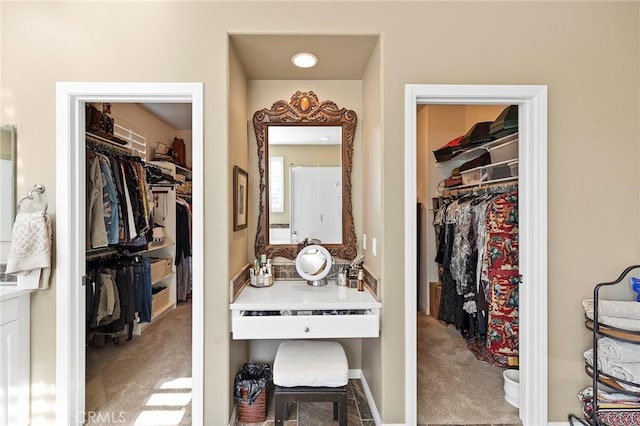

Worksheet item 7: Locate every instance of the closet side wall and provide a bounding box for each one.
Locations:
[228,40,250,409]
[424,106,466,287]
[109,103,181,162]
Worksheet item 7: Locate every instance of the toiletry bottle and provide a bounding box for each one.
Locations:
[266,258,273,285]
[357,268,364,292]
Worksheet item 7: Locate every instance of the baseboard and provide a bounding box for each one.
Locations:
[356,369,384,426]
[228,403,237,426]
[348,369,361,379]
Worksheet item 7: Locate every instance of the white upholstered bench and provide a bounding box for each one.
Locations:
[273,340,348,425]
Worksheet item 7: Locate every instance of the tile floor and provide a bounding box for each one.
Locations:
[237,379,374,426]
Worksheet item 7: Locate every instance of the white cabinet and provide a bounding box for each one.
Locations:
[0,288,31,426]
[230,281,381,339]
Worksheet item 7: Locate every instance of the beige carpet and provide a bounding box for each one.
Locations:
[417,313,521,426]
[86,302,192,425]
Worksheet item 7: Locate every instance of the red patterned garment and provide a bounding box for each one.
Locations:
[483,192,520,363]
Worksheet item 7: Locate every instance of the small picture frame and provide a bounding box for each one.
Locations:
[233,166,248,231]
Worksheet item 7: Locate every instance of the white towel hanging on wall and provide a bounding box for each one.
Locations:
[5,185,52,290]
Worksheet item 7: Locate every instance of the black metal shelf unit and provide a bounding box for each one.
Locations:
[569,264,640,425]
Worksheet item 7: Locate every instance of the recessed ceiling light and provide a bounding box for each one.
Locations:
[321,136,331,141]
[291,52,318,69]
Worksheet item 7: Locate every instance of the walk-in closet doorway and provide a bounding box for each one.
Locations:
[404,84,548,426]
[55,82,204,425]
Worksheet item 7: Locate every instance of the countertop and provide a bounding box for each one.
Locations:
[230,280,381,311]
[0,286,32,302]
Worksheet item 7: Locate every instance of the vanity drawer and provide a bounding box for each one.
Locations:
[232,310,380,339]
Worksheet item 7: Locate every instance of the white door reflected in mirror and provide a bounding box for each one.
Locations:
[268,126,342,245]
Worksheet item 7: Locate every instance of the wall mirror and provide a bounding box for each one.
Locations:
[0,126,16,242]
[254,91,357,260]
[0,125,16,264]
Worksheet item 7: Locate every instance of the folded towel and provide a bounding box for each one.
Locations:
[583,299,640,320]
[584,349,640,385]
[5,210,52,290]
[584,348,612,372]
[609,362,640,385]
[599,337,640,363]
[585,311,640,331]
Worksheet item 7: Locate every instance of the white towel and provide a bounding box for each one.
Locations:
[599,337,640,363]
[585,313,640,331]
[584,349,640,385]
[5,210,52,290]
[583,299,640,320]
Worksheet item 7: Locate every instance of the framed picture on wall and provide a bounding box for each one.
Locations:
[233,166,248,231]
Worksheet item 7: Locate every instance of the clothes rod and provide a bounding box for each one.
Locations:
[86,132,132,155]
[441,178,518,196]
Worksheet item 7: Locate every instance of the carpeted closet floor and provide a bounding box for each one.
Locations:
[86,302,192,425]
[417,313,521,426]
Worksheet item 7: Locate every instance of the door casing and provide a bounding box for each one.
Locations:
[55,82,204,425]
[404,84,548,425]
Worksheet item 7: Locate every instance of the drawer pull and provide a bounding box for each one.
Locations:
[304,327,310,333]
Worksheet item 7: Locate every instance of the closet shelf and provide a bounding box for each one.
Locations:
[175,164,192,175]
[152,272,175,286]
[435,132,518,168]
[127,238,175,255]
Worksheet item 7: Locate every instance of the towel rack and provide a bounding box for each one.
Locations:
[17,184,47,213]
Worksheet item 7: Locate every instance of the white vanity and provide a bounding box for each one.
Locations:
[230,281,381,339]
[0,287,31,426]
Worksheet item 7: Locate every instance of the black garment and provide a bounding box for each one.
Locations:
[439,269,465,328]
[175,202,191,265]
[108,155,129,240]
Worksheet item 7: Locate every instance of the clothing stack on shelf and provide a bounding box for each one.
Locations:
[433,105,519,190]
[433,189,519,366]
[86,143,154,250]
[175,197,192,301]
[86,255,153,344]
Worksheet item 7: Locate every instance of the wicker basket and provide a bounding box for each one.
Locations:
[237,387,267,423]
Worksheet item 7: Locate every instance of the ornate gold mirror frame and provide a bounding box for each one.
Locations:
[253,91,357,260]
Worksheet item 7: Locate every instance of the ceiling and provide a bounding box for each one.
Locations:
[230,34,379,80]
[140,103,192,130]
[137,35,378,129]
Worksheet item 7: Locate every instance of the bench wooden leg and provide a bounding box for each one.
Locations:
[275,386,347,425]
[274,392,286,425]
[337,393,347,426]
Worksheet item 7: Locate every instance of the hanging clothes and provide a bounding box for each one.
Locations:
[86,256,153,342]
[433,189,520,365]
[482,192,520,363]
[86,143,153,248]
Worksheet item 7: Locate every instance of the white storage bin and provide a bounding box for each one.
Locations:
[485,163,512,180]
[461,167,485,185]
[503,369,520,408]
[508,160,519,177]
[488,139,518,164]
